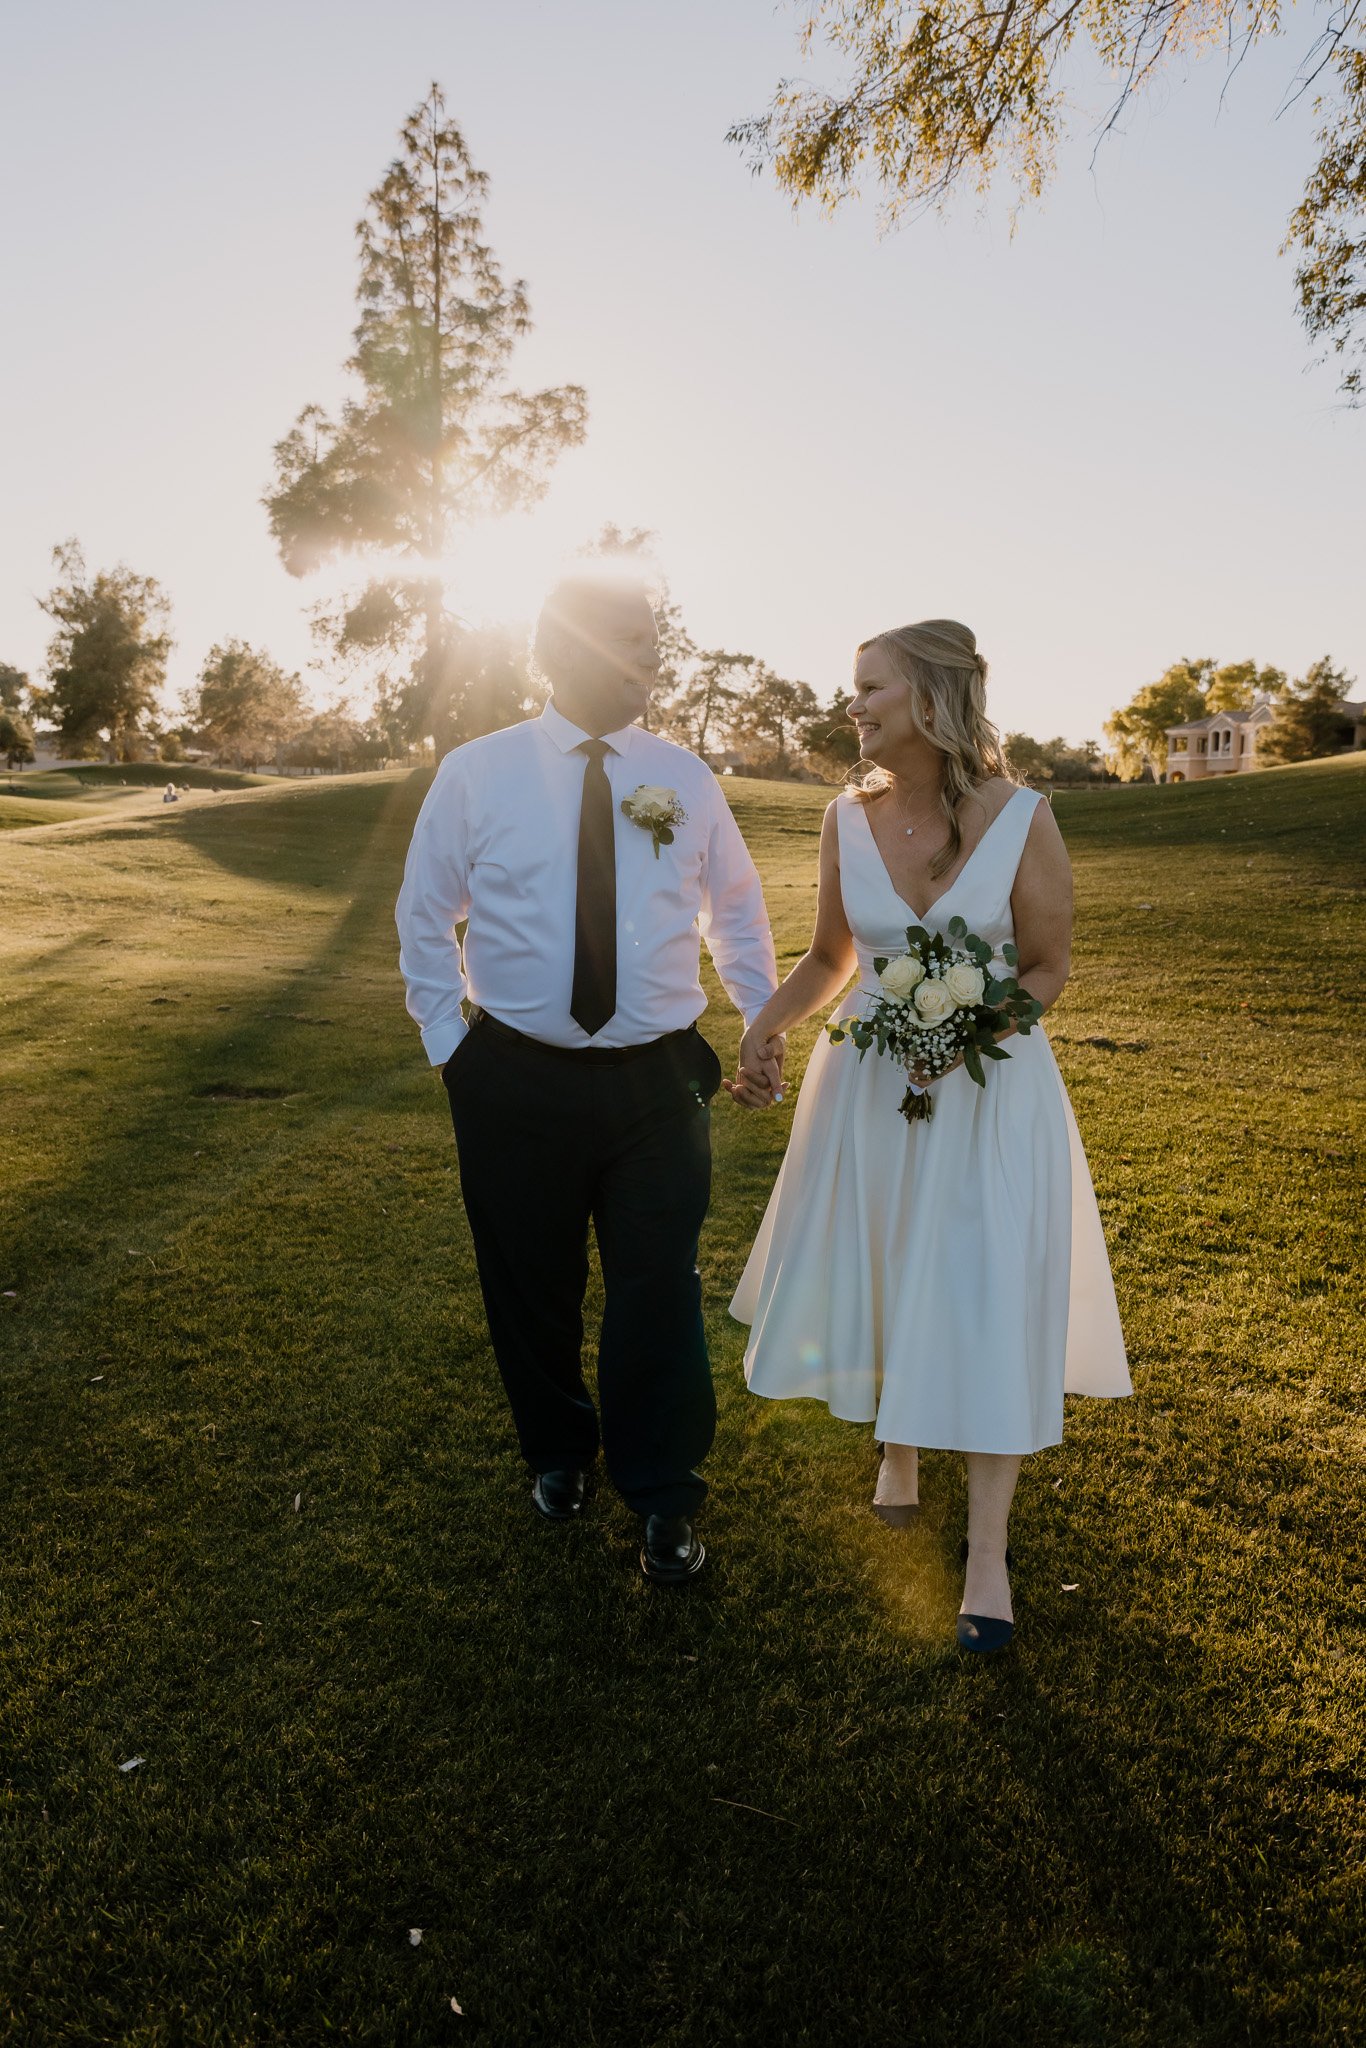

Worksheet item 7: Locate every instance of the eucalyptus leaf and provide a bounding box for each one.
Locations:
[947,915,967,939]
[1001,942,1019,965]
[964,1043,986,1087]
[981,1043,1010,1061]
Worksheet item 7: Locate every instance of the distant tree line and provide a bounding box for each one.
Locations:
[0,542,394,775]
[1103,656,1361,781]
[0,527,842,780]
[18,523,1352,790]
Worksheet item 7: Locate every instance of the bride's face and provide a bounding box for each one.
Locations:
[848,643,923,762]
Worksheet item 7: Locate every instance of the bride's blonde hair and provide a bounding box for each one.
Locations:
[850,618,1012,878]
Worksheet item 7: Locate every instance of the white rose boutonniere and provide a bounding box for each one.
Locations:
[621,784,687,859]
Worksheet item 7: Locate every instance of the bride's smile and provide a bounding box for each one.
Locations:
[848,640,935,766]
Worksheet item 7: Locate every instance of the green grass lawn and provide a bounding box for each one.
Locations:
[1,756,1363,2046]
[0,765,280,833]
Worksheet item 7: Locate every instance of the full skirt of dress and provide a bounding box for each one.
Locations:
[730,1017,1131,1454]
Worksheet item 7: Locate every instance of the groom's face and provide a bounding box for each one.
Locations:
[549,589,660,736]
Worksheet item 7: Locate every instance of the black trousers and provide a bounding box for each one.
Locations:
[444,1018,723,1519]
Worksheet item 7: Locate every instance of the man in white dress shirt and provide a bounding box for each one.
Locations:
[395,566,778,1583]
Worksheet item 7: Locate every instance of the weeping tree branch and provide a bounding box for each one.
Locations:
[733,0,1366,398]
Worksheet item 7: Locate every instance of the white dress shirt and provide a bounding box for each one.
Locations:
[396,702,778,1065]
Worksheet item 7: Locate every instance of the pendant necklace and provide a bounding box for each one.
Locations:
[891,783,942,837]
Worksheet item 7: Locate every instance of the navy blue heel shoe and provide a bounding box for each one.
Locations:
[956,1539,1015,1654]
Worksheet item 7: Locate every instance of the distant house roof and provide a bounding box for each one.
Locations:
[1166,692,1364,739]
[1166,700,1276,737]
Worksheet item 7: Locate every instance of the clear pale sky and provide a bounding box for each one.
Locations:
[2,0,1361,743]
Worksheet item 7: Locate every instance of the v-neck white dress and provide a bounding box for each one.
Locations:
[730,788,1130,1453]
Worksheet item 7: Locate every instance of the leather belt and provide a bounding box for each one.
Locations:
[469,1007,698,1067]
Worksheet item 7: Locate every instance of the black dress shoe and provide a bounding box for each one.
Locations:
[531,1468,587,1521]
[640,1514,706,1585]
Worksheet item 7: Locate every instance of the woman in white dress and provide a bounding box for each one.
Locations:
[726,620,1131,1653]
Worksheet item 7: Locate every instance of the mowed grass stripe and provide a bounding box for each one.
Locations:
[0,756,1362,2046]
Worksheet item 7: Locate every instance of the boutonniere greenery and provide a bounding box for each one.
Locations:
[621,784,687,859]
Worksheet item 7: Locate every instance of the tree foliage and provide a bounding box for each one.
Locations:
[801,690,862,774]
[265,85,588,744]
[733,2,1366,397]
[732,664,821,764]
[1003,731,1105,783]
[1205,658,1287,712]
[1,710,36,767]
[287,702,389,774]
[35,541,171,759]
[0,665,34,764]
[666,650,760,756]
[1258,656,1359,761]
[441,622,542,754]
[186,641,307,769]
[1103,658,1213,780]
[1287,41,1366,401]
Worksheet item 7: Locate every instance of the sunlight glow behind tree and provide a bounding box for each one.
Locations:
[264,84,589,748]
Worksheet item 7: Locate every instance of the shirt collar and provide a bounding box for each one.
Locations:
[540,699,639,757]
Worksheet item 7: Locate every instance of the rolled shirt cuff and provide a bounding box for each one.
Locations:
[420,1014,469,1068]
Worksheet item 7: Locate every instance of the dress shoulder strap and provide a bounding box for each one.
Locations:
[833,790,868,862]
[985,786,1043,892]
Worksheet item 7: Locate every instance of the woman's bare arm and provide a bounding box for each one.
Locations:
[1007,800,1073,1020]
[724,803,857,1108]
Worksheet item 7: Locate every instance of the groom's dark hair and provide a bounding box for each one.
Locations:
[533,560,658,682]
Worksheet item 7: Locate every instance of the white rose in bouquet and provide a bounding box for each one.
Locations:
[943,961,986,1007]
[913,977,957,1024]
[826,912,1043,1126]
[879,954,926,1000]
[634,785,676,814]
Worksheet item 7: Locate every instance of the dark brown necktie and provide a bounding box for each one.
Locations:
[570,739,617,1036]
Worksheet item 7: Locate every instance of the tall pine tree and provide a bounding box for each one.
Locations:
[265,86,588,746]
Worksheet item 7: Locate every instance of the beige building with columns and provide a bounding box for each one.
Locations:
[1165,693,1365,781]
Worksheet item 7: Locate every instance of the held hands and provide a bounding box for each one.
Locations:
[722,1026,787,1111]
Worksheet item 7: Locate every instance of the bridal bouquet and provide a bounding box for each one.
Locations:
[828,916,1043,1124]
